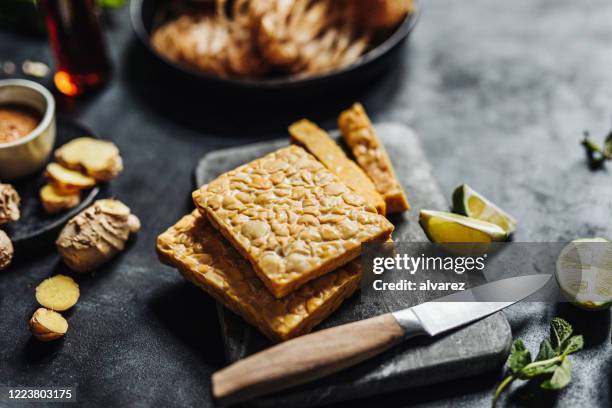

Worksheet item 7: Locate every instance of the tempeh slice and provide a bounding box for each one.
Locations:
[193,145,393,298]
[156,211,361,342]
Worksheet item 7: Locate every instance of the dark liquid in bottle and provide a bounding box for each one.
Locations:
[40,0,111,96]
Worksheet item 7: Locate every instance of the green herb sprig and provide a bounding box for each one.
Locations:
[492,317,584,407]
[582,127,612,169]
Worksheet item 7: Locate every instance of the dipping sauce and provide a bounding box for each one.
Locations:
[0,104,42,144]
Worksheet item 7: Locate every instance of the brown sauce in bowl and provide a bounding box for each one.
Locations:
[0,104,42,144]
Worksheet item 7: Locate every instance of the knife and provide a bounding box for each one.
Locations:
[212,274,550,406]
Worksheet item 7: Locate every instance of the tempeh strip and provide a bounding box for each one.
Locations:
[338,103,410,213]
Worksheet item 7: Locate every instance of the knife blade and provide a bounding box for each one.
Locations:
[393,274,551,336]
[212,274,551,406]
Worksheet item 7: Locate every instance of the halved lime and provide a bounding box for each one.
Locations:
[419,209,509,243]
[452,184,517,234]
[556,238,612,311]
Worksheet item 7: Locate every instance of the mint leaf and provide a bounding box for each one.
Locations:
[508,339,532,374]
[493,317,584,405]
[536,339,555,361]
[519,359,560,379]
[560,335,584,356]
[541,358,572,390]
[551,318,573,351]
[581,126,612,168]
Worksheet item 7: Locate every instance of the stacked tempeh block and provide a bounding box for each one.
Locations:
[157,104,409,342]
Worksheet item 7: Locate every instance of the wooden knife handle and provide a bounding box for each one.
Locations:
[211,313,405,406]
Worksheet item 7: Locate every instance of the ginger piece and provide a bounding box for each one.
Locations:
[45,163,96,194]
[29,308,69,342]
[35,275,80,311]
[56,199,141,273]
[0,229,13,271]
[55,137,123,182]
[39,184,81,214]
[0,183,20,224]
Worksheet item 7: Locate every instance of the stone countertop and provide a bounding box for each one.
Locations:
[0,0,610,407]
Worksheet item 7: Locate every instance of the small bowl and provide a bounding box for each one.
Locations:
[0,79,56,180]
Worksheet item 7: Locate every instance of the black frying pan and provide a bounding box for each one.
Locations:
[129,0,420,95]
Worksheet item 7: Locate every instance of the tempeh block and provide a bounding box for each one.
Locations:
[338,103,410,213]
[289,119,386,215]
[156,211,362,342]
[193,145,393,298]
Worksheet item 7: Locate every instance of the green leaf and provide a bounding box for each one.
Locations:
[560,335,584,356]
[519,359,560,379]
[536,339,556,361]
[508,339,532,374]
[551,318,573,351]
[541,358,572,390]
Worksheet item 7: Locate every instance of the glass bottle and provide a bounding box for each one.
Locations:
[39,0,111,96]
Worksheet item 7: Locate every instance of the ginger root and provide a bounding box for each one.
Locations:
[29,308,69,342]
[45,163,96,194]
[0,183,20,224]
[0,229,13,270]
[40,184,81,214]
[55,137,123,182]
[56,199,140,273]
[35,275,80,311]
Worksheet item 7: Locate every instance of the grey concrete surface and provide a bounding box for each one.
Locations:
[0,1,610,407]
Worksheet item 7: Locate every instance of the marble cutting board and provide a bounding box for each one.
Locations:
[194,123,512,407]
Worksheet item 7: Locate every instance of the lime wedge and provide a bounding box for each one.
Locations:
[419,209,509,243]
[556,238,612,311]
[452,184,517,234]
